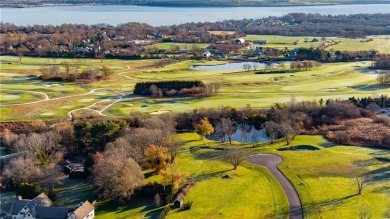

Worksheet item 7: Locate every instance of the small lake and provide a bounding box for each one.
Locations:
[1,4,389,26]
[190,61,284,71]
[208,125,270,143]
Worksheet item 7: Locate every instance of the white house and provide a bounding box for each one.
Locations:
[202,51,211,58]
[9,193,94,219]
[235,38,245,44]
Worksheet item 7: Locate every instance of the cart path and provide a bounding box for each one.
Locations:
[246,154,303,219]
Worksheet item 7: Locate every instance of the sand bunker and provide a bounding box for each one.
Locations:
[150,110,171,115]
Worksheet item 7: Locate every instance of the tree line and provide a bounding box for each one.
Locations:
[1,13,389,59]
[133,80,220,97]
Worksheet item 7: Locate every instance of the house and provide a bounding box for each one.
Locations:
[9,193,94,219]
[234,38,245,44]
[202,51,211,58]
[67,201,94,219]
[253,40,268,45]
[173,194,184,208]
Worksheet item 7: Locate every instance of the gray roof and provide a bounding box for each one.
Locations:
[11,200,30,215]
[35,206,70,219]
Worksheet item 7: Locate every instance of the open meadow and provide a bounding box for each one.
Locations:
[1,55,389,121]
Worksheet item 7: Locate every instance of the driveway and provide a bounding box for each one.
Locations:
[246,154,303,219]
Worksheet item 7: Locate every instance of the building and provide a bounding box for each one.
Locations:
[173,194,184,208]
[234,38,245,44]
[202,51,211,58]
[8,193,94,219]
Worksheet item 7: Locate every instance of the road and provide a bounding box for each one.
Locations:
[246,154,303,219]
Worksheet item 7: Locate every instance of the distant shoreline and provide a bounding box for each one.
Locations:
[1,2,390,8]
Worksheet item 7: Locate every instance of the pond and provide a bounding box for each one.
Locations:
[190,61,284,71]
[208,124,270,143]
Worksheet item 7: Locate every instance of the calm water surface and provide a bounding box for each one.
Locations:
[1,4,389,26]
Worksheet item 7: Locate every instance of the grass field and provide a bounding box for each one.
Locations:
[244,35,390,54]
[1,55,389,121]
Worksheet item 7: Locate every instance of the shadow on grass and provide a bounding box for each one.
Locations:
[193,169,231,182]
[369,166,390,182]
[304,194,358,215]
[96,198,162,216]
[319,141,338,148]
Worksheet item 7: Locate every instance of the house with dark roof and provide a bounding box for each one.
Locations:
[8,193,94,219]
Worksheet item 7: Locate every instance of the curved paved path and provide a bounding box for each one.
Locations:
[246,154,303,219]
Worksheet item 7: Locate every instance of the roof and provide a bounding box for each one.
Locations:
[72,201,94,219]
[11,200,30,215]
[35,206,70,219]
[11,193,52,215]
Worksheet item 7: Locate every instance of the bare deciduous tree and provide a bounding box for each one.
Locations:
[223,148,245,170]
[354,174,373,195]
[93,157,144,201]
[3,157,42,185]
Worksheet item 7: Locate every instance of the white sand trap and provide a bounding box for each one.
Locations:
[324,88,337,91]
[150,110,171,115]
[79,99,95,102]
[44,84,61,87]
[59,105,73,109]
[127,103,134,106]
[41,112,54,116]
[2,94,20,100]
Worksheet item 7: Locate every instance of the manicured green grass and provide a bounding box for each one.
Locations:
[257,135,390,219]
[94,133,288,218]
[244,35,390,54]
[1,55,389,121]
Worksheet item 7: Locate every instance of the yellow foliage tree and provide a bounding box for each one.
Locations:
[193,117,214,140]
[160,164,187,191]
[144,144,169,172]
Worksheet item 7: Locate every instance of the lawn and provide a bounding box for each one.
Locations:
[244,35,390,54]
[259,135,390,219]
[94,133,289,218]
[1,55,389,121]
[80,134,389,218]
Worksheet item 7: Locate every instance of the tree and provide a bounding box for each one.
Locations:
[74,122,92,150]
[93,157,144,201]
[167,136,183,164]
[223,148,245,170]
[264,121,280,144]
[194,117,214,140]
[16,183,42,199]
[3,157,42,186]
[221,118,236,144]
[160,164,187,191]
[243,63,252,72]
[61,61,72,74]
[280,124,295,145]
[354,174,373,195]
[144,144,169,172]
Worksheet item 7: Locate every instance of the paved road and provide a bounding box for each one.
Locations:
[246,154,303,219]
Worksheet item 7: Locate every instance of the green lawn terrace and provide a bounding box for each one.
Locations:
[244,35,390,54]
[1,55,389,121]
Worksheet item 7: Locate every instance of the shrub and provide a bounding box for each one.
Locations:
[332,131,351,145]
[16,183,42,199]
[182,201,193,210]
